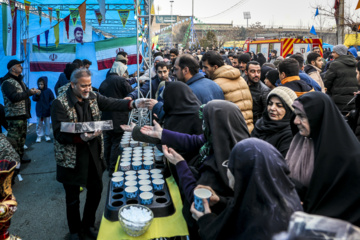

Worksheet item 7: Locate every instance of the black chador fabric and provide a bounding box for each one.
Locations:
[294,92,360,226]
[251,96,293,157]
[198,138,303,240]
[162,81,202,135]
[196,100,250,197]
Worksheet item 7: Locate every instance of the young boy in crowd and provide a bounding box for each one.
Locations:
[32,77,55,143]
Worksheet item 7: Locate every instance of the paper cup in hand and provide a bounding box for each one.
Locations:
[194,188,212,212]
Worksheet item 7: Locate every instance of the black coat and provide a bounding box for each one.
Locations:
[99,73,133,133]
[248,79,271,124]
[324,55,358,113]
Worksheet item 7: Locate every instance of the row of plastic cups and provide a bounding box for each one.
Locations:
[124,179,165,199]
[124,173,164,182]
[120,160,154,171]
[121,155,154,162]
[122,153,154,159]
[111,169,161,178]
[125,187,155,204]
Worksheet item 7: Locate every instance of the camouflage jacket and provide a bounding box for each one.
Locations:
[0,133,20,163]
[53,91,103,169]
[1,77,27,117]
[57,82,70,97]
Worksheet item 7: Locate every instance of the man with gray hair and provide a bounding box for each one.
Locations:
[50,68,143,240]
[324,44,358,114]
[1,59,39,164]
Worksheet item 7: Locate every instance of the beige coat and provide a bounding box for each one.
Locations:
[212,65,254,132]
[308,66,326,93]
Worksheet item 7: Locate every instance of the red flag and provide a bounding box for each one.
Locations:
[334,0,340,25]
[95,9,102,26]
[64,15,70,39]
[37,35,40,50]
[9,0,15,19]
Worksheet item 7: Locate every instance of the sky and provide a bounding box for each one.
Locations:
[154,0,360,29]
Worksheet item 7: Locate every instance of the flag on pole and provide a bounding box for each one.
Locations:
[54,23,60,47]
[315,8,319,17]
[310,25,317,35]
[117,10,130,27]
[94,37,141,70]
[24,0,30,25]
[2,4,17,56]
[95,9,102,26]
[45,30,49,47]
[48,7,52,25]
[56,9,60,22]
[357,0,360,10]
[69,8,80,26]
[97,0,106,21]
[307,44,311,52]
[38,6,42,26]
[64,15,70,39]
[9,0,15,18]
[30,44,76,72]
[79,2,86,32]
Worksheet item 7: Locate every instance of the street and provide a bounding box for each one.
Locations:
[8,125,111,240]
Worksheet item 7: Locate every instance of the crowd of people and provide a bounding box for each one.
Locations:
[1,43,360,239]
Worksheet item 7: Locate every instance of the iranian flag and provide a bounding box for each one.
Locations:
[30,44,76,72]
[95,37,142,70]
[2,4,17,56]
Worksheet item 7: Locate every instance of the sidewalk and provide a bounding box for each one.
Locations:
[8,124,111,240]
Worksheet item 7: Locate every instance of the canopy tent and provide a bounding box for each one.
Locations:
[0,0,153,124]
[344,33,360,47]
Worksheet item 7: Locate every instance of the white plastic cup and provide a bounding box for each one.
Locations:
[194,188,212,212]
[125,175,137,182]
[140,192,154,205]
[130,141,139,147]
[152,179,165,190]
[132,161,143,171]
[120,162,131,171]
[120,141,129,148]
[150,169,161,174]
[151,173,163,180]
[124,170,137,176]
[139,185,153,193]
[138,170,149,175]
[125,180,138,188]
[138,174,150,181]
[143,160,154,170]
[138,179,151,186]
[112,176,124,188]
[125,186,138,199]
[112,171,124,178]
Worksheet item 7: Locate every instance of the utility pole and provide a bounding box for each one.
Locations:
[170,0,174,48]
[337,0,344,44]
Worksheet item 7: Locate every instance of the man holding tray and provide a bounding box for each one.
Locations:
[51,68,145,240]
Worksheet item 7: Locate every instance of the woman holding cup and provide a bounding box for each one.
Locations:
[190,138,303,240]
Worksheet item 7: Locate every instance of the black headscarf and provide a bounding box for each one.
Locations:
[162,81,203,160]
[251,95,293,157]
[196,100,250,196]
[294,92,360,226]
[257,53,267,67]
[260,65,274,82]
[198,138,303,240]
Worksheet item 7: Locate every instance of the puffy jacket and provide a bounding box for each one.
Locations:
[304,65,326,93]
[212,65,254,132]
[32,77,55,118]
[324,55,358,113]
[248,80,271,124]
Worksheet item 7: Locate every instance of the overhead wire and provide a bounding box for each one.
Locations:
[200,0,250,19]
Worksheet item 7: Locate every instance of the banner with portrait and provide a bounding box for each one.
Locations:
[63,22,92,43]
